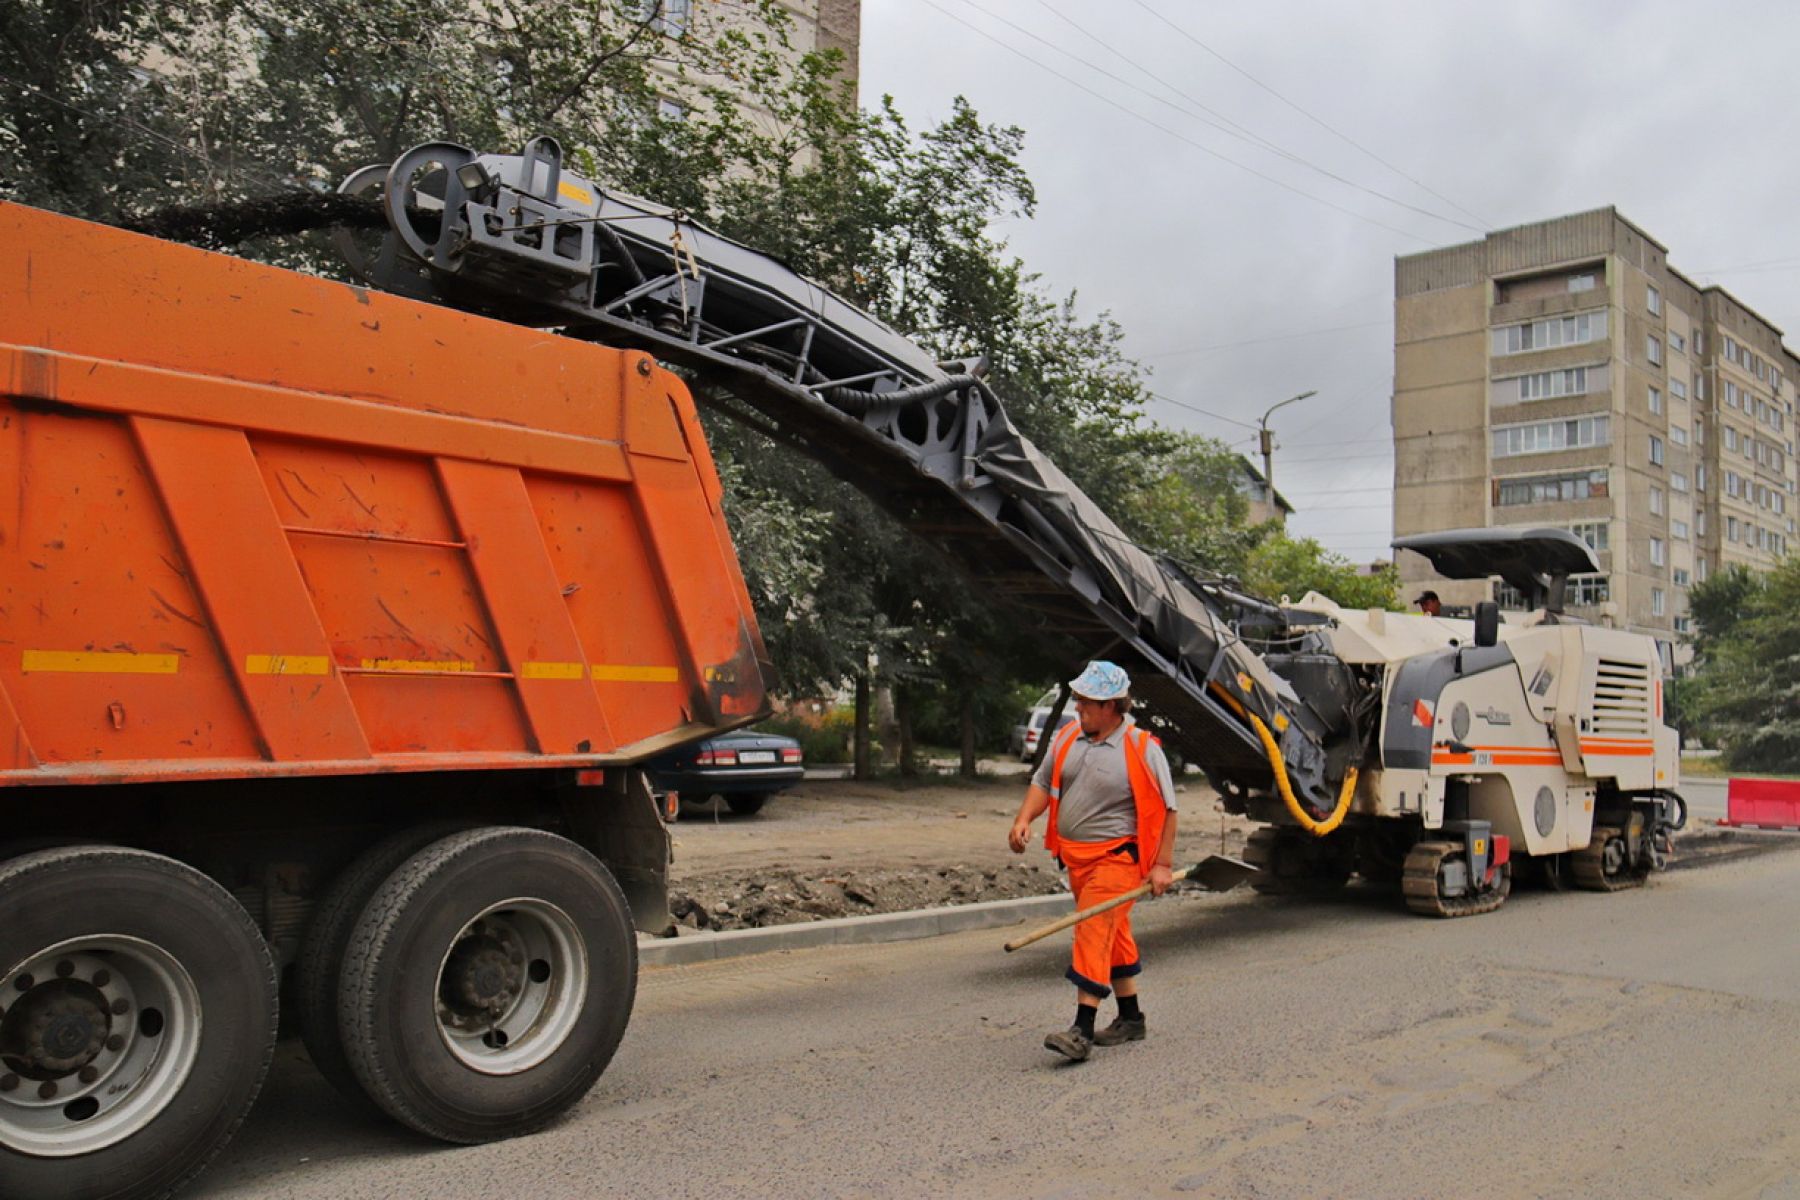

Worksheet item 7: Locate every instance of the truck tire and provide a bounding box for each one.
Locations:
[295,821,471,1111]
[726,792,769,817]
[337,827,636,1143]
[0,846,276,1200]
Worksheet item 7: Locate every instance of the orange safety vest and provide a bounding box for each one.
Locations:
[1044,720,1169,879]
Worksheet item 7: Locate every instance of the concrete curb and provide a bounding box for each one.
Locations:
[638,892,1074,967]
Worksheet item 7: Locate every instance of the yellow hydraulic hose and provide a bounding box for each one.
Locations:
[1210,683,1358,837]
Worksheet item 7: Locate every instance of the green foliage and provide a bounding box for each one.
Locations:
[0,2,1403,754]
[1675,558,1800,770]
[1243,534,1400,611]
[756,710,859,764]
[1,0,810,222]
[1117,432,1265,576]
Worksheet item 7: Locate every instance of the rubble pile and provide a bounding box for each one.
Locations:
[667,861,1067,932]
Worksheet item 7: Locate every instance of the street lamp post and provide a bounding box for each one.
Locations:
[1258,389,1318,500]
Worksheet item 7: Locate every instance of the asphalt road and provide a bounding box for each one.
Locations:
[189,838,1800,1200]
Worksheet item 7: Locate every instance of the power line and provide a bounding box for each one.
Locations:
[914,0,1441,246]
[1283,484,1395,496]
[1024,0,1481,235]
[1144,392,1261,431]
[1126,0,1491,229]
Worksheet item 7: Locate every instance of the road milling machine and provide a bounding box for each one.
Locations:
[256,136,1685,915]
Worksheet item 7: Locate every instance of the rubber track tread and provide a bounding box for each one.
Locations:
[1402,840,1511,918]
[1571,825,1648,892]
[0,846,277,1200]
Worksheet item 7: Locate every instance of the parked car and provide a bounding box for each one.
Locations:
[1019,707,1077,761]
[645,728,805,817]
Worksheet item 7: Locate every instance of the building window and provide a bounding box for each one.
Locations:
[1672,425,1689,447]
[643,0,691,36]
[1726,381,1739,408]
[1697,558,1709,581]
[1508,366,1603,403]
[1671,471,1688,492]
[1649,434,1664,466]
[1568,521,1610,551]
[1727,471,1741,498]
[1647,336,1663,366]
[1494,469,1610,506]
[1491,311,1608,355]
[1697,464,1707,491]
[1696,375,1707,401]
[1569,273,1596,293]
[1698,508,1708,535]
[1650,537,1665,566]
[1674,615,1693,634]
[1649,386,1663,414]
[1493,415,1610,458]
[1670,378,1687,401]
[1568,574,1610,606]
[1672,518,1690,540]
[1647,285,1662,316]
[1674,567,1691,586]
[1650,486,1664,516]
[1728,516,1740,542]
[1671,330,1686,353]
[1725,426,1739,452]
[1652,588,1666,616]
[1503,573,1611,609]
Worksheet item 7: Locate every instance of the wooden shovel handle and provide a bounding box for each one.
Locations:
[1002,863,1194,953]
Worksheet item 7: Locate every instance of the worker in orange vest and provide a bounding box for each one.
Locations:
[1008,661,1178,1062]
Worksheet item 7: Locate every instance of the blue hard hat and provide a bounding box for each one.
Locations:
[1068,660,1130,701]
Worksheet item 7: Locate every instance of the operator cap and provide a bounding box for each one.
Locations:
[1068,660,1130,701]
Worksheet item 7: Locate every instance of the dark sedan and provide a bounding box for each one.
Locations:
[645,728,804,817]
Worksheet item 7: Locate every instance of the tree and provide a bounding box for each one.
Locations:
[2,3,1329,765]
[1242,534,1400,611]
[1673,559,1800,770]
[0,0,818,225]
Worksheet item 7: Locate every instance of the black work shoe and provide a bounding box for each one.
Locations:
[1043,1026,1093,1062]
[1093,1015,1147,1046]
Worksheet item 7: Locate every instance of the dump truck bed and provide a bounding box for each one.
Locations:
[0,202,768,785]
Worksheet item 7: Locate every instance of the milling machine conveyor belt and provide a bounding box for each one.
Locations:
[342,136,1334,804]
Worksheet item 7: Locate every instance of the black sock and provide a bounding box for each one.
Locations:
[1117,994,1142,1022]
[1074,1005,1097,1037]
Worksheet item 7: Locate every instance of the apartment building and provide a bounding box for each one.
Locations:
[1393,208,1798,668]
[651,0,862,123]
[1236,456,1294,526]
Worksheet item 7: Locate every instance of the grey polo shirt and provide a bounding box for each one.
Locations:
[1031,718,1178,844]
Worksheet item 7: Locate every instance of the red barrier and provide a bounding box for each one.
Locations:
[1719,778,1800,831]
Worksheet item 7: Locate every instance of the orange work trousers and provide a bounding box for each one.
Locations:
[1059,835,1142,998]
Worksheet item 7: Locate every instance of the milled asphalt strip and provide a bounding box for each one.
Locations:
[638,893,1075,967]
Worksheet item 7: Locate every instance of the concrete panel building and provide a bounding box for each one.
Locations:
[1394,209,1797,669]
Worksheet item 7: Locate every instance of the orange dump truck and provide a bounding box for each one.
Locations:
[0,202,769,1199]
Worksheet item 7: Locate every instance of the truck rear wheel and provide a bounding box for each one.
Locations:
[295,821,471,1111]
[336,827,636,1143]
[0,846,276,1200]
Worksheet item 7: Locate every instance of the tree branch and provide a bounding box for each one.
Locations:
[540,0,663,121]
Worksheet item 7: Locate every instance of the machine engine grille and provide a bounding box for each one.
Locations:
[1590,657,1653,737]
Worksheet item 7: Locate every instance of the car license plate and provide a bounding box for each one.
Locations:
[738,750,776,764]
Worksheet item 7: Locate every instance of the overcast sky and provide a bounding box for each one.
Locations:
[859,0,1800,562]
